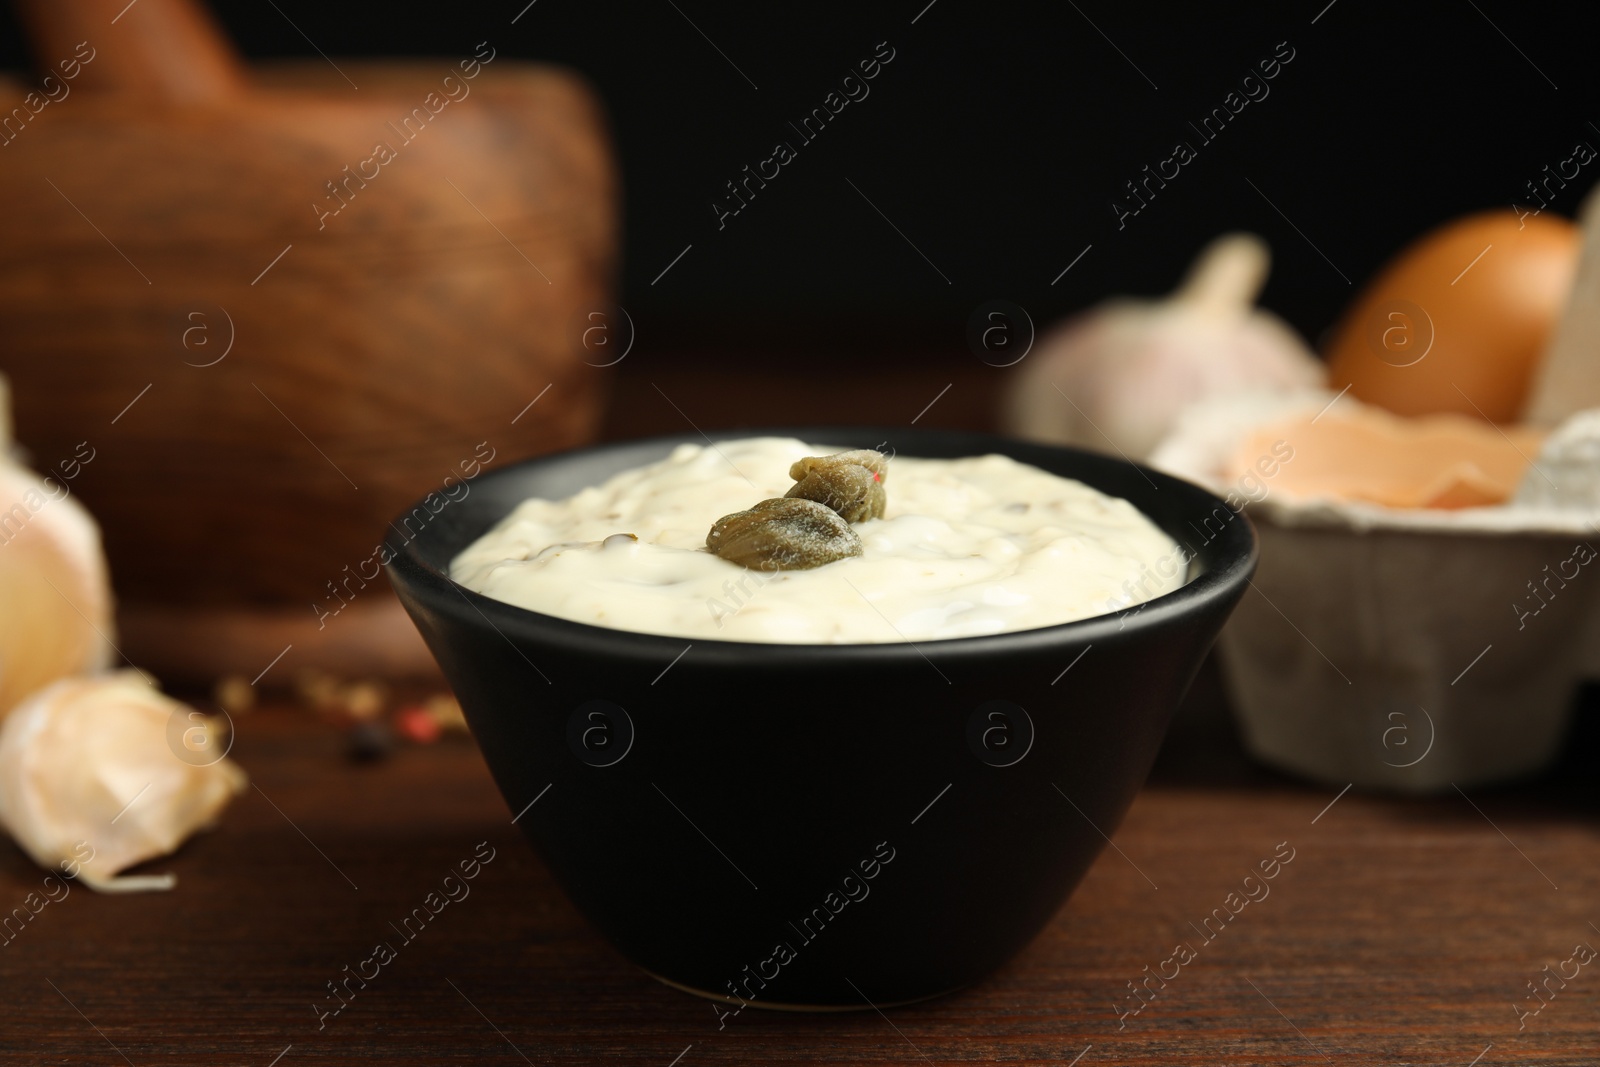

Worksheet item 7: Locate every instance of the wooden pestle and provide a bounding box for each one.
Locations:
[14,0,249,101]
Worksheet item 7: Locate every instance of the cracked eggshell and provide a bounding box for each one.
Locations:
[0,671,247,891]
[1151,391,1600,792]
[1514,408,1600,511]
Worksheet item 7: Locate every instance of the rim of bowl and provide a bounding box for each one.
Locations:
[383,425,1259,665]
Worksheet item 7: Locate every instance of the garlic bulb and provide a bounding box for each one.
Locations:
[1003,233,1325,460]
[0,374,114,717]
[0,672,247,892]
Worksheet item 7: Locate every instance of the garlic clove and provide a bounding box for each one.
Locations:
[0,375,114,718]
[0,671,246,892]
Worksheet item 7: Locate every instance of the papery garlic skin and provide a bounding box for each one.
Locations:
[0,376,114,718]
[1004,233,1325,461]
[0,672,246,892]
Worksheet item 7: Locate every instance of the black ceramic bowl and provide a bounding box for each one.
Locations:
[386,427,1255,1009]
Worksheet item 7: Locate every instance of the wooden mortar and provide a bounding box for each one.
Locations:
[0,0,618,681]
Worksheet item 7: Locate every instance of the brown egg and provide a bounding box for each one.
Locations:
[1325,211,1578,422]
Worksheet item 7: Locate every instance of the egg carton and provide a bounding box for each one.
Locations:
[1153,390,1600,792]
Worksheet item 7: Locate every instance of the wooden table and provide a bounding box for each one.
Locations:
[3,665,1596,1065]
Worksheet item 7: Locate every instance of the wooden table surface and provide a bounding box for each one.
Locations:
[3,664,1596,1066]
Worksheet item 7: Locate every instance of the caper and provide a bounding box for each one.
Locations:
[785,449,888,522]
[707,497,863,570]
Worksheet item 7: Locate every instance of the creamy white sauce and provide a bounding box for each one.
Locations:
[451,437,1185,643]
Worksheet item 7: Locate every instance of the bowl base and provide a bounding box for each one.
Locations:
[643,969,965,1012]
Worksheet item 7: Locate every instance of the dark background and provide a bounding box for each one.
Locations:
[5,0,1593,358]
